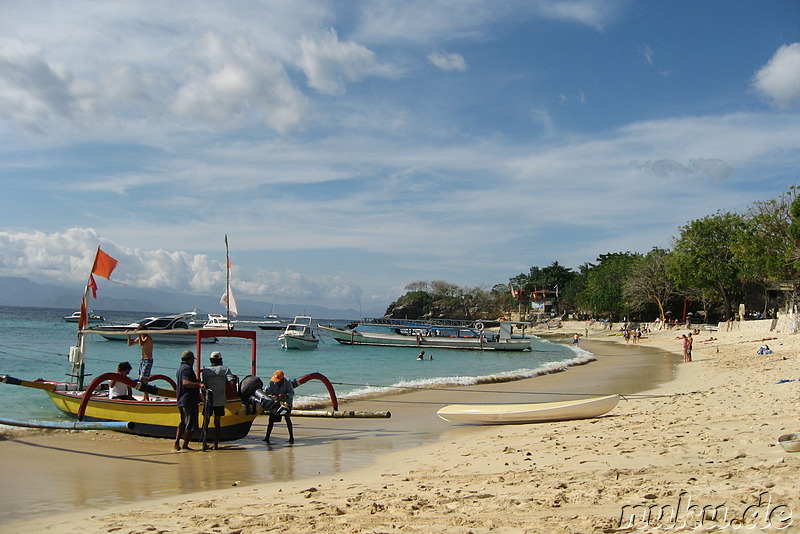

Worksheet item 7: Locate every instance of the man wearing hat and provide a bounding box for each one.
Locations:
[200,351,235,450]
[263,369,295,444]
[173,350,203,451]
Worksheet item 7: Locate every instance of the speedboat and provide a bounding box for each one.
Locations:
[63,310,105,323]
[87,311,218,344]
[257,319,283,330]
[278,316,319,350]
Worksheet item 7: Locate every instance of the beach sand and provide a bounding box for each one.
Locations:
[3,326,800,533]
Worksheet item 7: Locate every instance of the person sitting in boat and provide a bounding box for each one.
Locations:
[128,324,154,401]
[263,370,294,444]
[200,351,236,450]
[108,361,135,400]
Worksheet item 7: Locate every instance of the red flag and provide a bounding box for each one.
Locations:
[88,275,98,299]
[78,299,88,330]
[92,248,118,280]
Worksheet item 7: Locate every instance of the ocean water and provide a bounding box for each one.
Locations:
[0,306,594,422]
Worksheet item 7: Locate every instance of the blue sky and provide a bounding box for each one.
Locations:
[1,1,799,314]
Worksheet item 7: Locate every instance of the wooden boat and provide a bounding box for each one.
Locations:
[318,321,531,352]
[436,394,620,425]
[279,316,319,350]
[0,246,345,441]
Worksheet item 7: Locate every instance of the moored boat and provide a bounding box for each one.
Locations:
[87,311,218,344]
[0,246,350,441]
[279,316,319,350]
[318,319,531,351]
[436,394,620,425]
[63,310,105,323]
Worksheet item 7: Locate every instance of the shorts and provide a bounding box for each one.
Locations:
[269,412,291,423]
[139,358,153,379]
[178,405,198,431]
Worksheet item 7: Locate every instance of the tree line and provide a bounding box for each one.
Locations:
[389,188,800,323]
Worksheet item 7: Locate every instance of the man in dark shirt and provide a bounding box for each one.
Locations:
[173,350,203,451]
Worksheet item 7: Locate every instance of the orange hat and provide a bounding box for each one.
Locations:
[271,370,285,382]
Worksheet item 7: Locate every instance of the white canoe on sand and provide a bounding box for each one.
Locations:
[436,394,620,425]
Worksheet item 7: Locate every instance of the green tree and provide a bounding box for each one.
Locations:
[668,212,745,320]
[580,252,641,320]
[623,247,676,322]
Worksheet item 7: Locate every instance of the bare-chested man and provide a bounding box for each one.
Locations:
[128,324,153,400]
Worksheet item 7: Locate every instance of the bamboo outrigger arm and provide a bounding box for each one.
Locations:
[77,373,177,421]
[0,417,134,431]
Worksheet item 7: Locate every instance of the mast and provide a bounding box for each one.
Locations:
[73,247,119,388]
[225,235,231,328]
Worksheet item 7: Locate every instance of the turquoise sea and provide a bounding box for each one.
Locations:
[0,305,594,422]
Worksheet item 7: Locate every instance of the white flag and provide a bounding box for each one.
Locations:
[220,286,238,317]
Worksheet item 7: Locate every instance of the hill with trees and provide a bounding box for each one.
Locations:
[385,188,800,324]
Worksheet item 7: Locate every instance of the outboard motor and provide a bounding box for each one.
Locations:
[238,375,288,417]
[251,389,289,417]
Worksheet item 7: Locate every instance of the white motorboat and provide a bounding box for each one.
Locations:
[436,394,620,425]
[278,316,319,350]
[63,310,105,323]
[86,312,218,344]
[257,319,283,330]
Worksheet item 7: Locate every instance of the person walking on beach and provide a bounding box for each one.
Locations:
[685,332,693,363]
[263,370,295,444]
[128,324,153,401]
[174,350,203,451]
[573,333,579,345]
[200,351,235,450]
[108,361,135,400]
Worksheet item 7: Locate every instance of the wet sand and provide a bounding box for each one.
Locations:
[0,339,677,526]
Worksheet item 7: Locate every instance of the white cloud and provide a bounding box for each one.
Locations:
[298,28,381,95]
[753,42,800,108]
[173,32,308,132]
[428,51,468,72]
[0,228,365,305]
[642,45,654,66]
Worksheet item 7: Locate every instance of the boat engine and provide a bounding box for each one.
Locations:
[238,375,288,417]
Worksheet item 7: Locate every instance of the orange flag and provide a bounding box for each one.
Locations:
[92,248,118,279]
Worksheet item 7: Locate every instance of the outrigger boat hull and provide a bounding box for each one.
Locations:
[45,390,257,441]
[436,394,620,425]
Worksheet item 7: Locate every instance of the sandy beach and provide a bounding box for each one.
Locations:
[3,323,800,533]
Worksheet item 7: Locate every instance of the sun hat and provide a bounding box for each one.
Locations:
[271,370,285,382]
[210,351,222,363]
[181,350,195,362]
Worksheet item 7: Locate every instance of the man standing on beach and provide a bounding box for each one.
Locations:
[128,324,153,401]
[174,350,203,451]
[201,351,235,450]
[263,369,294,444]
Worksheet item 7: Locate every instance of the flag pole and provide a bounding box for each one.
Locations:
[225,235,230,328]
[74,247,99,388]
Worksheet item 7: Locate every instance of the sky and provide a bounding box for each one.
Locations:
[1,1,799,314]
